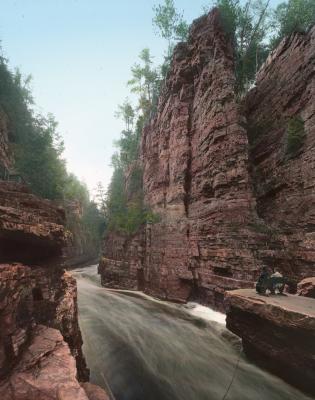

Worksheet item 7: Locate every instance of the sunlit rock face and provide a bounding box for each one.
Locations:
[100,11,315,309]
[225,289,315,396]
[0,325,110,400]
[0,326,89,400]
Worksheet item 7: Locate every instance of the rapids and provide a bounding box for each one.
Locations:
[73,265,312,400]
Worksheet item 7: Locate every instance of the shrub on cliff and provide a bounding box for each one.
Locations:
[286,116,305,157]
[207,0,315,94]
[272,0,315,46]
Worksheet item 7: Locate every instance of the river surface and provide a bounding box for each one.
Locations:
[73,265,312,400]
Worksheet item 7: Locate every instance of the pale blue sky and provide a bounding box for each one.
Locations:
[0,0,282,196]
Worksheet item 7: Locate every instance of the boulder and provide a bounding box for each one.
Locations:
[297,277,315,298]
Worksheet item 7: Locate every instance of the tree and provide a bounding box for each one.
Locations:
[153,0,189,56]
[205,0,271,94]
[115,98,135,132]
[153,0,189,80]
[272,0,315,46]
[127,48,160,118]
[94,181,107,216]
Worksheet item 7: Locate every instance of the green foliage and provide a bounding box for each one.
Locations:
[205,0,314,94]
[209,0,271,94]
[81,201,106,249]
[153,0,189,53]
[286,116,305,156]
[272,0,315,46]
[0,49,105,254]
[127,49,160,119]
[115,98,135,131]
[153,0,189,79]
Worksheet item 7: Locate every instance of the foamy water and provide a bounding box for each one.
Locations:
[72,265,313,400]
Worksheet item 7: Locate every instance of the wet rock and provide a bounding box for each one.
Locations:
[297,277,315,298]
[81,382,110,400]
[225,289,315,396]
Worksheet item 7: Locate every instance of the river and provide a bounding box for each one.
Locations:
[72,265,312,400]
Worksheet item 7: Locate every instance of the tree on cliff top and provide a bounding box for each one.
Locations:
[153,0,189,54]
[207,0,314,94]
[272,0,315,45]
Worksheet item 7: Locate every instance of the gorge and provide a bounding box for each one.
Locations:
[99,9,315,309]
[0,3,314,400]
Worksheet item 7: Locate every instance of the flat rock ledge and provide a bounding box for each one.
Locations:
[225,289,315,396]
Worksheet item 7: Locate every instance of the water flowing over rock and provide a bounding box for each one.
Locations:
[99,10,315,310]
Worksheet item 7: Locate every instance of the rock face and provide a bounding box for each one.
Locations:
[0,326,109,400]
[64,200,100,268]
[225,289,315,396]
[100,11,315,309]
[297,277,315,298]
[0,181,66,264]
[0,326,89,400]
[99,231,145,291]
[0,179,91,394]
[245,27,315,280]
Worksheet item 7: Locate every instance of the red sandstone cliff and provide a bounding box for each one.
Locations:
[0,180,88,379]
[99,10,315,309]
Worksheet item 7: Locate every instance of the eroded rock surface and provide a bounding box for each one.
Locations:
[0,326,89,400]
[100,11,315,309]
[0,181,66,264]
[0,178,92,398]
[225,289,315,395]
[297,277,315,298]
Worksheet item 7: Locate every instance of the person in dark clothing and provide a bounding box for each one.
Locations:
[256,266,270,294]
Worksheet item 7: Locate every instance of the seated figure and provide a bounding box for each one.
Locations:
[256,267,285,295]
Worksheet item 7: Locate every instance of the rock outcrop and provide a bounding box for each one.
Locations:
[0,179,93,396]
[100,10,315,309]
[225,289,315,396]
[0,326,109,400]
[297,277,315,298]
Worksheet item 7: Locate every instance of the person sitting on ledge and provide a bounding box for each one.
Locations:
[256,266,270,295]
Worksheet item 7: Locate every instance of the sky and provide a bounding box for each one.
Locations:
[0,0,282,197]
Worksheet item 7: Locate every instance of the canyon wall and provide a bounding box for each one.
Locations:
[0,181,89,383]
[100,10,315,308]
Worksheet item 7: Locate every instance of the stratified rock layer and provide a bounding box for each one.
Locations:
[225,289,315,396]
[0,180,90,391]
[0,326,109,400]
[245,26,315,280]
[100,12,315,309]
[0,181,66,264]
[0,326,89,400]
